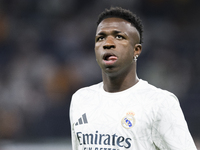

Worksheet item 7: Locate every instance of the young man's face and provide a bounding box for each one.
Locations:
[95,17,141,75]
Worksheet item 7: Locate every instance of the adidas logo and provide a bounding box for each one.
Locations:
[75,113,88,126]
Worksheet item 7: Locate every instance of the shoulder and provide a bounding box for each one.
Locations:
[139,79,179,103]
[70,82,102,111]
[74,82,102,95]
[139,80,181,123]
[71,82,102,101]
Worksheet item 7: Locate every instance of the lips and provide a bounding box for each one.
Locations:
[103,53,117,61]
[102,53,118,65]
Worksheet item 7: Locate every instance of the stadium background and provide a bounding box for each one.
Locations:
[0,0,199,149]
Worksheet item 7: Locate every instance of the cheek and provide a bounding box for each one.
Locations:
[95,43,103,57]
[94,49,101,65]
[95,42,101,50]
[120,45,134,59]
[127,45,135,58]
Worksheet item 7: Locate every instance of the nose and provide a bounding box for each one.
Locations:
[103,36,115,49]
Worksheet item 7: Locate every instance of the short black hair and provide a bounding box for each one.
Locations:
[97,7,143,44]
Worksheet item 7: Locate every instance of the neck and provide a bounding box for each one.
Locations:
[102,69,139,93]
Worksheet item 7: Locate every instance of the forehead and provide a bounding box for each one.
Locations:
[96,17,138,35]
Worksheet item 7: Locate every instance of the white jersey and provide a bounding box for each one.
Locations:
[70,79,197,150]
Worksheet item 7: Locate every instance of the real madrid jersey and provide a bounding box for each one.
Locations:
[70,79,197,150]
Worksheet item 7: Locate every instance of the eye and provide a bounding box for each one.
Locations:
[116,35,124,40]
[96,36,105,42]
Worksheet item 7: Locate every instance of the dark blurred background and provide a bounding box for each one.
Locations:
[0,0,199,148]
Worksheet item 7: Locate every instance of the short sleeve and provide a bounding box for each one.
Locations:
[70,94,79,150]
[152,93,197,150]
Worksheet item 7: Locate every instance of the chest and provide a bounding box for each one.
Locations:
[72,94,156,137]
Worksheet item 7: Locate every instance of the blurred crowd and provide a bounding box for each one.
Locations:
[0,0,199,143]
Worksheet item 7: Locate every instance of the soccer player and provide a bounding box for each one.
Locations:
[70,7,197,150]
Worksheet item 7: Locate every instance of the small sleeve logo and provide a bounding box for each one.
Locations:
[75,113,88,126]
[121,111,136,129]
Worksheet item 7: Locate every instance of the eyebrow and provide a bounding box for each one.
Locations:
[96,30,122,36]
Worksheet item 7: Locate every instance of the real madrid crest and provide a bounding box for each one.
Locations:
[121,111,136,129]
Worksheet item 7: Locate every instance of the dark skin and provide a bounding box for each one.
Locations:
[95,18,142,92]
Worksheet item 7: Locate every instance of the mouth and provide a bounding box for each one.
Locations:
[103,53,118,61]
[102,53,118,65]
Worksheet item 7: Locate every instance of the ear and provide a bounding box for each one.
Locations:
[134,44,142,57]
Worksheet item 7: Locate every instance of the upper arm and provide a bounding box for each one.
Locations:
[70,95,78,150]
[152,94,197,150]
